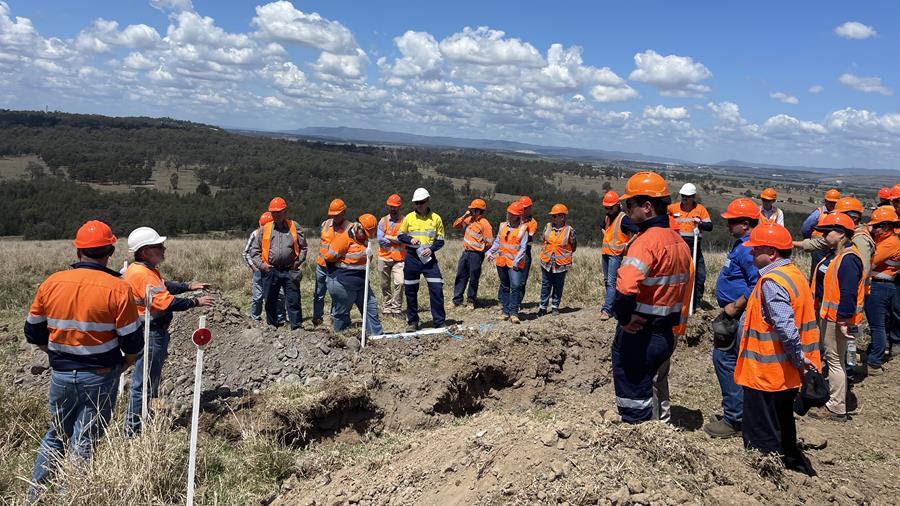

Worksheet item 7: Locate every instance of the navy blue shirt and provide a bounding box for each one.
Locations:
[715,233,759,308]
[836,254,862,319]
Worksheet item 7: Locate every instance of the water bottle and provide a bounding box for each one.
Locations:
[846,339,857,367]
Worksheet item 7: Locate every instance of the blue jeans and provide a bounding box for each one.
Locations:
[681,236,706,307]
[602,254,623,313]
[517,247,532,305]
[31,367,120,494]
[326,276,384,336]
[865,281,896,366]
[313,264,328,321]
[250,270,285,322]
[263,268,301,329]
[712,330,743,427]
[497,266,525,316]
[452,250,484,305]
[539,268,567,309]
[125,329,170,437]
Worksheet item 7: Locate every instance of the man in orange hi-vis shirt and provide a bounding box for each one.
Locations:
[668,183,713,309]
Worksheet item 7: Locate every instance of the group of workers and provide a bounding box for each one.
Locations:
[21,173,900,498]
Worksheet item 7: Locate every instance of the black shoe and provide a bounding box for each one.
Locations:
[551,308,560,315]
[537,308,547,317]
[406,323,419,332]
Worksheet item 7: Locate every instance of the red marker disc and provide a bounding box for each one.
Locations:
[192,328,212,347]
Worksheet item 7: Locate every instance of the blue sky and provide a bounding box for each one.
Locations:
[2,1,898,169]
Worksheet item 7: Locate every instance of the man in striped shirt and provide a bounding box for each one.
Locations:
[243,212,284,323]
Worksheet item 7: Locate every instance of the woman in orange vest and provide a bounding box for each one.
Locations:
[735,223,820,476]
[487,202,529,323]
[452,198,493,309]
[313,199,349,326]
[808,213,863,422]
[538,204,577,316]
[517,196,538,307]
[323,214,383,336]
[863,207,900,373]
[600,191,637,320]
[758,188,784,225]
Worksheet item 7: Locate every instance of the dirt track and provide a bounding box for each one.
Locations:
[7,300,900,505]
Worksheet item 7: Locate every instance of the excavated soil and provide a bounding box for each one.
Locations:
[6,298,900,505]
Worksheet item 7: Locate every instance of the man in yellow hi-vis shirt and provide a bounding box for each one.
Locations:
[398,187,446,331]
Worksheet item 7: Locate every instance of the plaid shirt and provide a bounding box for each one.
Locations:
[754,258,805,369]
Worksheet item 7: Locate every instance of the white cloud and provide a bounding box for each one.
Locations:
[707,101,745,124]
[629,49,712,97]
[590,83,639,103]
[834,21,877,40]
[838,73,892,95]
[643,104,689,120]
[75,19,161,53]
[384,30,442,79]
[439,26,544,67]
[770,91,798,104]
[123,51,155,70]
[761,114,827,137]
[150,0,194,13]
[310,48,369,82]
[262,95,286,108]
[252,1,357,54]
[808,84,824,94]
[825,108,900,137]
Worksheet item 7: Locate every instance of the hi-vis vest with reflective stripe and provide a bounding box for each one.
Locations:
[27,267,140,357]
[872,234,900,282]
[260,220,299,267]
[759,207,783,225]
[124,262,174,320]
[496,222,527,269]
[601,213,629,256]
[539,224,574,267]
[317,218,348,267]
[813,246,865,324]
[400,210,444,248]
[523,218,538,245]
[378,215,406,261]
[735,263,821,392]
[616,226,692,330]
[325,229,369,271]
[462,217,491,252]
[667,203,710,237]
[811,206,830,238]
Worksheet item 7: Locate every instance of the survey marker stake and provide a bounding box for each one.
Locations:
[186,315,212,506]
[141,284,151,423]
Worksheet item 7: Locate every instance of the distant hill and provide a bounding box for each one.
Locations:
[286,126,693,166]
[715,159,899,177]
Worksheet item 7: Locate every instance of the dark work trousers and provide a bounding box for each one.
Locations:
[742,387,810,472]
[452,250,485,305]
[611,325,675,423]
[891,277,900,347]
[517,246,532,306]
[681,235,706,307]
[403,253,445,326]
[264,267,301,329]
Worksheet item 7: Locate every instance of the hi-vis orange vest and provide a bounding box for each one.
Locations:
[324,229,368,271]
[317,218,348,267]
[28,267,140,357]
[378,215,406,261]
[759,207,783,225]
[602,212,629,256]
[813,245,865,324]
[539,223,574,267]
[260,220,299,266]
[523,217,538,245]
[124,262,174,320]
[735,263,821,392]
[871,233,900,282]
[461,217,492,252]
[616,225,692,335]
[811,206,830,239]
[496,222,527,269]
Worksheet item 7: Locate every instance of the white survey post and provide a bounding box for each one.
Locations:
[360,238,376,349]
[689,226,699,316]
[186,315,212,506]
[141,283,151,423]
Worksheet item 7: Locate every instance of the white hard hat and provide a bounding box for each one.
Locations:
[679,183,697,196]
[412,187,430,202]
[128,227,166,253]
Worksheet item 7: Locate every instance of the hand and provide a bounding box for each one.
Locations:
[410,238,420,246]
[262,264,270,272]
[512,266,520,272]
[723,303,738,318]
[122,354,137,370]
[693,217,702,223]
[838,323,853,341]
[188,282,210,291]
[802,356,817,372]
[422,248,432,257]
[195,295,215,307]
[464,210,471,216]
[487,254,495,262]
[622,314,646,333]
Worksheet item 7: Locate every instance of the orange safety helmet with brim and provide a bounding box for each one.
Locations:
[619,171,670,200]
[469,198,487,210]
[518,196,533,208]
[328,198,347,216]
[824,188,841,202]
[268,197,287,212]
[721,198,760,219]
[743,223,793,250]
[73,220,117,249]
[834,197,864,214]
[259,212,274,227]
[878,187,892,201]
[814,212,855,234]
[891,184,900,201]
[507,201,525,216]
[760,188,777,201]
[549,203,569,215]
[868,206,899,225]
[386,194,402,207]
[602,191,620,207]
[358,213,378,239]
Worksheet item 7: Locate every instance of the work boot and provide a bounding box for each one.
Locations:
[703,418,740,439]
[867,364,885,376]
[600,310,612,321]
[406,322,419,332]
[497,313,509,321]
[467,302,477,310]
[312,318,323,327]
[551,307,560,315]
[537,307,547,317]
[807,407,847,423]
[510,315,521,324]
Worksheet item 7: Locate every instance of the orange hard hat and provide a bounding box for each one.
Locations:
[469,198,486,210]
[328,198,347,216]
[824,188,841,202]
[386,194,402,207]
[721,198,760,219]
[878,187,892,200]
[358,213,377,236]
[549,203,569,215]
[619,171,669,200]
[834,197,864,214]
[259,211,274,226]
[519,196,533,208]
[868,206,899,225]
[268,197,287,212]
[815,212,855,233]
[602,191,620,207]
[743,223,793,250]
[73,220,117,249]
[507,201,524,216]
[891,184,900,200]
[760,188,777,201]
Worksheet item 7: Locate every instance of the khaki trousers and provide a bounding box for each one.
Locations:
[819,319,848,415]
[379,259,404,314]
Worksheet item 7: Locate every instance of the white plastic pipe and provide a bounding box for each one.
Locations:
[186,315,206,506]
[688,227,699,316]
[360,239,375,350]
[369,327,448,340]
[118,261,129,396]
[141,283,151,423]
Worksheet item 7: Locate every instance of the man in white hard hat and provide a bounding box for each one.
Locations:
[668,183,713,309]
[122,227,214,436]
[398,187,446,331]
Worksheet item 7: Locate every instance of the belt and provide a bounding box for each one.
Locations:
[55,367,114,374]
[872,278,895,283]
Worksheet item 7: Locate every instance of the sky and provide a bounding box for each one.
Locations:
[1,0,899,170]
